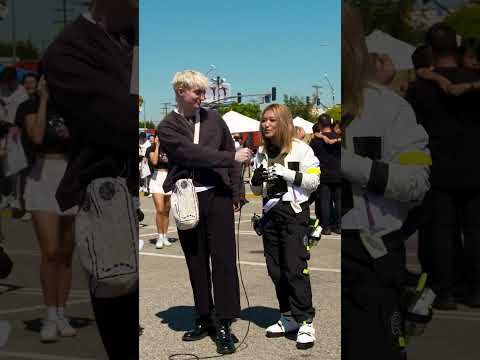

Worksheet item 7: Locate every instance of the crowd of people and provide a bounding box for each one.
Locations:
[342,2,480,359]
[135,68,344,355]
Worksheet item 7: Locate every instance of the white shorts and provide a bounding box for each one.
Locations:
[149,169,171,195]
[24,158,77,215]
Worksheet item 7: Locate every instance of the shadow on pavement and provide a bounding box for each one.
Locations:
[148,238,178,245]
[156,306,196,332]
[23,317,95,333]
[240,306,280,329]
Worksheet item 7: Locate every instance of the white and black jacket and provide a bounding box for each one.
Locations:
[342,83,431,259]
[250,138,320,213]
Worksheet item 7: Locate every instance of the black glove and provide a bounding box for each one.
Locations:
[251,165,268,186]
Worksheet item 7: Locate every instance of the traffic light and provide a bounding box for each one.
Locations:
[265,95,271,103]
[306,96,310,104]
[316,98,321,106]
[271,87,277,101]
[237,92,242,103]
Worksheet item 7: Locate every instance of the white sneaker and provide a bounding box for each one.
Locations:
[40,320,58,343]
[266,314,299,338]
[56,317,77,337]
[162,236,172,247]
[296,322,315,350]
[155,237,163,249]
[21,212,32,221]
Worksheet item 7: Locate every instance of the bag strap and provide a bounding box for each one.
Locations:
[193,111,200,144]
[191,110,201,180]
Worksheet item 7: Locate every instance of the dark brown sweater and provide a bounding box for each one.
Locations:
[157,108,241,204]
[42,16,138,210]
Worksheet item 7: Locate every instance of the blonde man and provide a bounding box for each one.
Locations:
[158,70,252,355]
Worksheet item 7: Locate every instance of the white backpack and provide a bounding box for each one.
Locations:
[75,177,139,298]
[170,112,200,231]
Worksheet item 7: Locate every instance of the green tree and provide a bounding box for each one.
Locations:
[145,121,156,129]
[217,103,261,120]
[283,95,317,122]
[355,0,424,45]
[325,105,341,122]
[0,40,40,59]
[139,121,156,129]
[445,4,480,39]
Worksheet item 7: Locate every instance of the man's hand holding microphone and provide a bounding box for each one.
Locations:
[235,148,252,163]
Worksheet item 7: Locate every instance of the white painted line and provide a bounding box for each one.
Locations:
[16,288,89,295]
[433,315,480,321]
[140,252,340,273]
[0,352,96,360]
[139,231,341,240]
[0,299,90,315]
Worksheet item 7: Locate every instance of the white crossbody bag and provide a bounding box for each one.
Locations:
[170,112,200,231]
[75,177,139,298]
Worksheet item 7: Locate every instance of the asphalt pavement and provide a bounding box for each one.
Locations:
[139,193,341,360]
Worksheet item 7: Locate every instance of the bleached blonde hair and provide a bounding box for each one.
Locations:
[171,70,209,92]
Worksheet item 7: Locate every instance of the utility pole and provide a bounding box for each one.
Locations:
[324,74,335,107]
[312,85,322,107]
[11,0,16,63]
[54,0,90,28]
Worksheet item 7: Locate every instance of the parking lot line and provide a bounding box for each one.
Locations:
[140,251,340,273]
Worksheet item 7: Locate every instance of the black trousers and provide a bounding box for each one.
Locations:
[178,188,241,321]
[429,188,480,297]
[90,288,139,360]
[262,201,315,322]
[342,230,406,360]
[319,183,341,229]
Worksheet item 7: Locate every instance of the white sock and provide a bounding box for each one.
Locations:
[158,233,165,240]
[57,307,65,319]
[46,307,57,321]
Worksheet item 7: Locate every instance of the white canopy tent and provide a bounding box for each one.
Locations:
[293,116,314,134]
[366,30,416,70]
[222,111,260,133]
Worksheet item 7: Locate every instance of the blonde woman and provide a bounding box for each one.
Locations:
[250,104,320,349]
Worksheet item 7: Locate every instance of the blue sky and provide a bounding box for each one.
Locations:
[140,0,341,122]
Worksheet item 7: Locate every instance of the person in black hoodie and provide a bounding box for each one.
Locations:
[42,0,139,358]
[406,23,480,309]
[158,70,252,355]
[310,114,341,234]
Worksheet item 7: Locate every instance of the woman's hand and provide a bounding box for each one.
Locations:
[37,76,49,100]
[55,126,70,140]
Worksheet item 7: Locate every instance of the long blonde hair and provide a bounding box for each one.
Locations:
[342,2,370,116]
[260,104,295,155]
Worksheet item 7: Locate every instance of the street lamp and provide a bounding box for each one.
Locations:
[11,0,16,63]
[206,64,216,76]
[324,73,335,106]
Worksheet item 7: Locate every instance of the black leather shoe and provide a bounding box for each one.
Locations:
[215,321,236,355]
[465,291,480,308]
[321,228,331,236]
[182,321,213,342]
